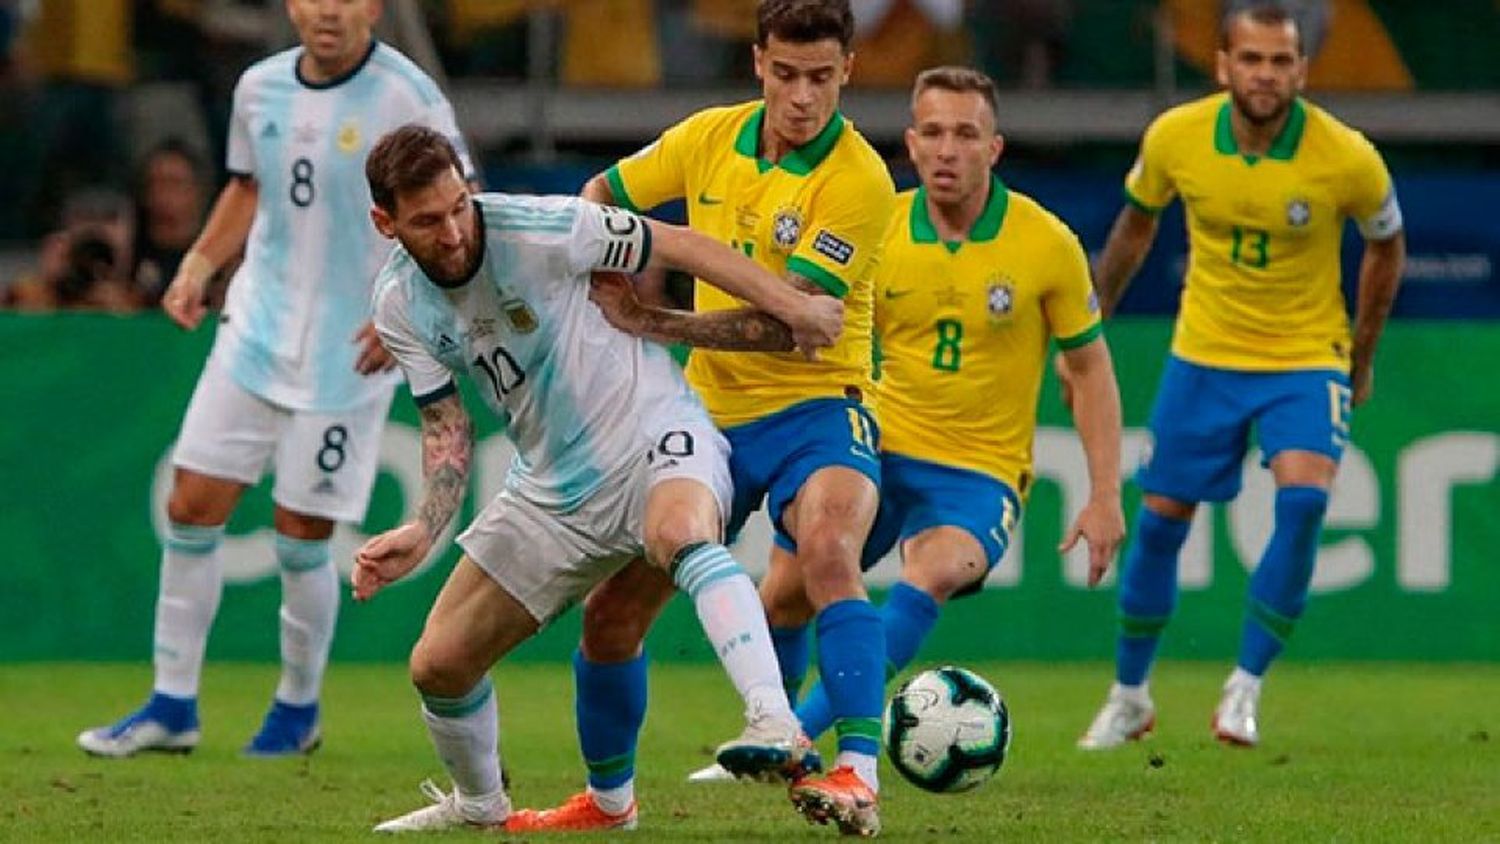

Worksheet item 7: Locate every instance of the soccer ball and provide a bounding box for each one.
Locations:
[883,665,1011,793]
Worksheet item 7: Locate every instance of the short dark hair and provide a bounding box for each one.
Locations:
[756,0,854,51]
[912,66,1000,122]
[1220,3,1304,55]
[365,124,464,214]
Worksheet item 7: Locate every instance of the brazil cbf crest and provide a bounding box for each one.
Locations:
[986,277,1016,322]
[771,206,804,253]
[1286,198,1311,228]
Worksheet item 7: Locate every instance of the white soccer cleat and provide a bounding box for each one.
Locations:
[714,711,820,782]
[373,780,509,833]
[77,714,199,758]
[686,762,740,783]
[1212,679,1261,747]
[1077,684,1156,750]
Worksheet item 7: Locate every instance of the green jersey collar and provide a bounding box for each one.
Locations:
[733,103,846,176]
[1214,97,1306,163]
[910,174,1010,253]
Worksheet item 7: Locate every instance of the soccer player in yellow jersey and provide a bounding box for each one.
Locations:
[760,66,1128,760]
[1076,5,1406,751]
[506,1,897,836]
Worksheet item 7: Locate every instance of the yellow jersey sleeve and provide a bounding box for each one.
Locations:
[1340,133,1403,240]
[1123,116,1177,213]
[785,168,895,298]
[605,112,702,212]
[1042,232,1103,349]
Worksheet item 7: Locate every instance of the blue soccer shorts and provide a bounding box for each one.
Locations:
[1136,355,1352,504]
[861,452,1020,597]
[723,397,880,551]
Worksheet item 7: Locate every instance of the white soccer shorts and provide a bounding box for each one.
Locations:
[172,349,395,523]
[459,411,732,626]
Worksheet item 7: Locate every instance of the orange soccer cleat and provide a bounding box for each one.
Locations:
[788,765,880,837]
[503,791,638,833]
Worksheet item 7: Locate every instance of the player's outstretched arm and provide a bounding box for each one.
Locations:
[642,220,844,357]
[161,176,259,330]
[353,392,472,600]
[589,271,797,352]
[1056,337,1125,586]
[1349,233,1406,407]
[1092,205,1160,319]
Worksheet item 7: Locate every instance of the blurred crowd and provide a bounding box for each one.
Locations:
[0,0,1490,311]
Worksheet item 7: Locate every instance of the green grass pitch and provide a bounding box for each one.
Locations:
[3,662,1496,841]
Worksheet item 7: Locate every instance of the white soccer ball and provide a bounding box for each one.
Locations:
[882,665,1011,793]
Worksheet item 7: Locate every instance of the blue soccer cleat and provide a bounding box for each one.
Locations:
[243,700,322,757]
[77,693,201,757]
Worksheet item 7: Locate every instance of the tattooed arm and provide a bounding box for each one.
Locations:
[589,270,831,354]
[352,392,472,600]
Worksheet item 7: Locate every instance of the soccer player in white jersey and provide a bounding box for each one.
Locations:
[77,0,474,758]
[353,125,841,832]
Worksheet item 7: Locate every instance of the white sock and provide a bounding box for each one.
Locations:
[274,535,338,705]
[837,751,880,793]
[420,677,508,819]
[152,522,225,698]
[1227,667,1263,691]
[1112,681,1150,703]
[588,783,634,815]
[673,543,794,723]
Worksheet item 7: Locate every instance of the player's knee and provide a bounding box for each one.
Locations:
[166,487,219,527]
[579,595,650,662]
[644,515,715,571]
[409,637,484,698]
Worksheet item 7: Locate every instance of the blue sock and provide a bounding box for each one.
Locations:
[1116,508,1192,686]
[143,691,198,732]
[1238,486,1329,676]
[770,624,810,706]
[573,650,647,790]
[815,599,886,757]
[797,581,939,739]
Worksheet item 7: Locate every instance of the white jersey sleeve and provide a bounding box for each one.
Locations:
[372,273,455,405]
[225,73,255,176]
[565,201,653,277]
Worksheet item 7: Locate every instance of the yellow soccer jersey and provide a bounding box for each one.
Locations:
[1126,93,1402,371]
[875,179,1101,492]
[606,100,896,427]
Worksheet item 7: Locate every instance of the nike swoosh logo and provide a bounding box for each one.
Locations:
[884,289,913,300]
[697,191,724,205]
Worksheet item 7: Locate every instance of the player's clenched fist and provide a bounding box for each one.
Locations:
[784,293,844,360]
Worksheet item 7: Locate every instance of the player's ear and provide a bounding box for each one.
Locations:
[752,44,765,83]
[370,205,396,239]
[903,126,918,166]
[990,133,1004,167]
[840,51,854,86]
[1215,49,1231,87]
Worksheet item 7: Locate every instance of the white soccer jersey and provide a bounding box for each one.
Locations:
[218,41,474,412]
[372,193,709,512]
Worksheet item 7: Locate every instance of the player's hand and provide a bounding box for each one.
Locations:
[784,293,844,360]
[161,252,215,330]
[354,321,396,374]
[1058,494,1125,587]
[1054,354,1077,413]
[352,522,432,601]
[1350,360,1374,407]
[589,271,647,335]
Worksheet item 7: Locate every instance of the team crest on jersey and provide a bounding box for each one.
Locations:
[986,278,1016,321]
[502,299,538,334]
[337,120,362,155]
[1286,198,1312,228]
[771,206,804,253]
